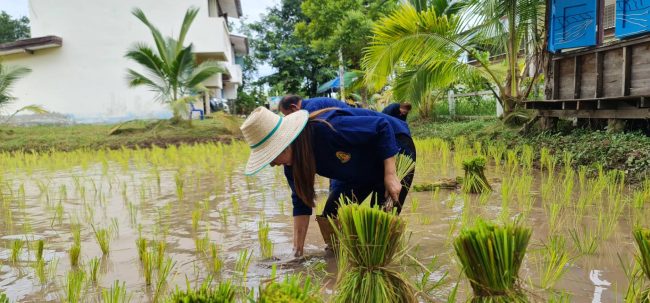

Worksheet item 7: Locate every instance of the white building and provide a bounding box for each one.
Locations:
[0,0,247,121]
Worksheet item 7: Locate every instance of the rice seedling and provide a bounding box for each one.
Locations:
[88,256,101,283]
[633,228,650,282]
[410,197,419,213]
[174,169,185,201]
[92,225,112,255]
[153,256,175,302]
[453,219,531,302]
[195,233,210,256]
[235,249,252,284]
[0,293,8,303]
[69,243,81,267]
[166,277,236,303]
[538,235,572,289]
[141,251,155,286]
[209,243,223,274]
[258,218,274,259]
[35,239,44,261]
[191,208,202,232]
[257,273,322,302]
[331,202,417,303]
[462,157,491,194]
[102,280,132,303]
[547,292,572,302]
[136,237,147,262]
[568,227,599,255]
[10,239,23,263]
[62,269,86,303]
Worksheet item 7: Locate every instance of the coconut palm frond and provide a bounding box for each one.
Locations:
[0,65,31,107]
[177,7,200,48]
[131,8,171,65]
[187,61,225,88]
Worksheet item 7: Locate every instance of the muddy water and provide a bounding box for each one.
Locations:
[0,142,646,302]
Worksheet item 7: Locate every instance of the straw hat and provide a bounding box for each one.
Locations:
[241,106,309,175]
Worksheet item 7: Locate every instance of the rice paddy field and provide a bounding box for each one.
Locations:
[1,138,649,302]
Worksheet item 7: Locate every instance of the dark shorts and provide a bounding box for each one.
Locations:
[320,134,416,217]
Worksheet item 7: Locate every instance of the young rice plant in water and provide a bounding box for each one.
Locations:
[454,219,531,302]
[633,228,650,301]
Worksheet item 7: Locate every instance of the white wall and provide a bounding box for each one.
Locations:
[4,0,235,120]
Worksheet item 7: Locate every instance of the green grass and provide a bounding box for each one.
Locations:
[102,280,132,303]
[0,115,241,153]
[165,278,236,303]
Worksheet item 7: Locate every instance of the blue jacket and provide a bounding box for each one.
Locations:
[284,108,412,216]
[301,97,350,112]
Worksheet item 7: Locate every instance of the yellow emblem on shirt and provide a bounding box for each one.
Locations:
[336,151,351,163]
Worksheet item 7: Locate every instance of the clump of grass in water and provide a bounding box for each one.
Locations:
[10,239,23,263]
[235,249,252,284]
[102,280,132,303]
[538,235,572,289]
[453,219,531,302]
[258,217,274,259]
[462,157,491,194]
[0,292,8,303]
[92,225,112,255]
[62,270,86,303]
[88,257,101,283]
[633,228,650,301]
[209,243,223,274]
[331,201,417,303]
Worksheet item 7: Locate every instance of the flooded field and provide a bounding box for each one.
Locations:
[0,138,649,302]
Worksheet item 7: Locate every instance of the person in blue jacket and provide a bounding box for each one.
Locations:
[240,106,416,257]
[382,102,412,121]
[278,95,349,116]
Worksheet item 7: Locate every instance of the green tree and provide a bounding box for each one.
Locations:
[295,0,399,69]
[0,11,30,43]
[125,7,224,122]
[363,0,546,119]
[249,0,333,96]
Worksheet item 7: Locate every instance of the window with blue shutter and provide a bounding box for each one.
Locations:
[549,0,598,52]
[616,0,650,38]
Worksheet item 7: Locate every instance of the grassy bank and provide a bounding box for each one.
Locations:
[0,113,242,153]
[411,117,650,182]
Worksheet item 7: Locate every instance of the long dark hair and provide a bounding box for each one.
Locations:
[291,108,337,208]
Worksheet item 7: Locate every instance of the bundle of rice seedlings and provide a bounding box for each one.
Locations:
[633,228,650,301]
[166,278,235,303]
[462,157,491,194]
[257,273,322,303]
[454,219,531,302]
[331,202,416,303]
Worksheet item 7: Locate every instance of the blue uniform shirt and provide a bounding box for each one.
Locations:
[284,108,412,216]
[301,97,349,112]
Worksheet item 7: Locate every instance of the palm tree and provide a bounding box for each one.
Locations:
[363,0,546,119]
[126,7,225,122]
[0,63,31,110]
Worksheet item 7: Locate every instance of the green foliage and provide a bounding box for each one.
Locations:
[0,292,8,303]
[296,0,399,68]
[125,7,224,120]
[634,228,650,281]
[331,202,417,303]
[0,62,31,110]
[102,280,132,303]
[453,219,531,301]
[0,11,29,43]
[248,0,333,96]
[257,274,322,303]
[166,279,236,303]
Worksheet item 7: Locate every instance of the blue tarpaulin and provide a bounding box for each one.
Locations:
[616,0,650,38]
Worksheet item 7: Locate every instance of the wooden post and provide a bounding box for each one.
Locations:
[552,60,560,100]
[573,56,582,99]
[622,46,632,96]
[595,52,604,98]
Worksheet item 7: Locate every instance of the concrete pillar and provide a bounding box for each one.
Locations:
[539,116,558,130]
